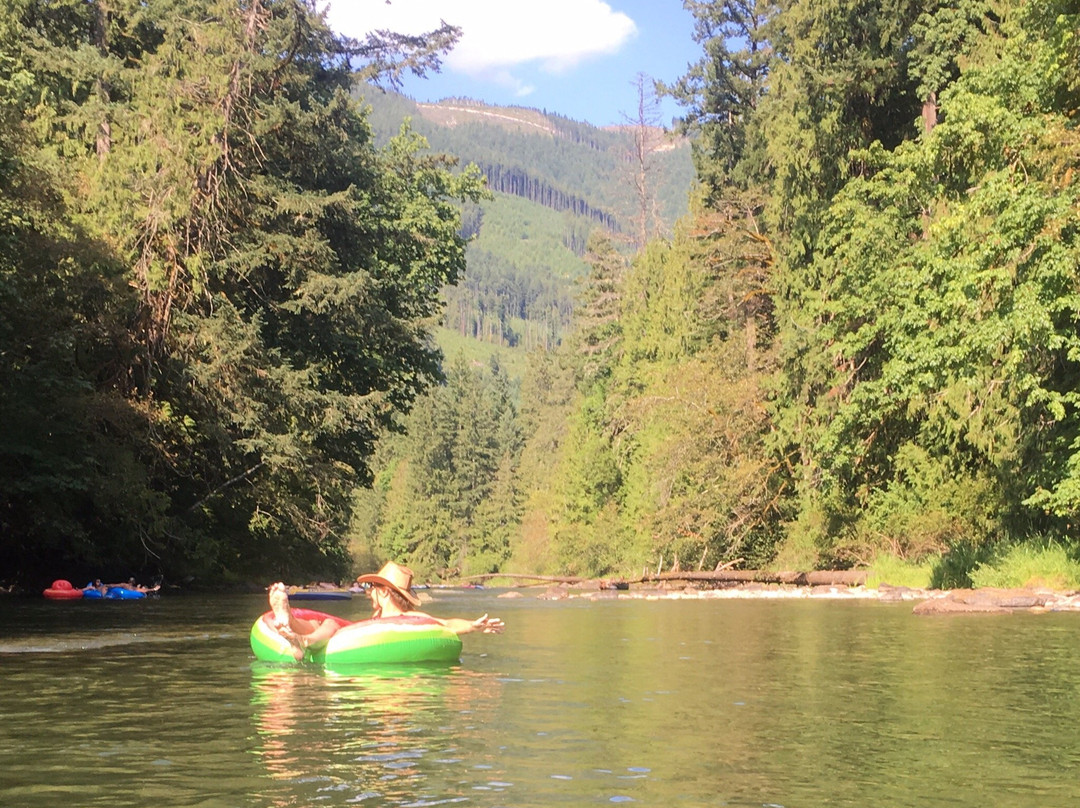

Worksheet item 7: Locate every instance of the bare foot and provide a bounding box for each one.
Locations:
[268,582,306,661]
[268,582,292,630]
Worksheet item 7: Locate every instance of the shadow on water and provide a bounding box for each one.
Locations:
[0,628,233,654]
[0,595,239,655]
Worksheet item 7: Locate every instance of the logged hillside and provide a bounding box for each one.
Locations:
[361,89,693,234]
[345,88,696,580]
[359,88,695,355]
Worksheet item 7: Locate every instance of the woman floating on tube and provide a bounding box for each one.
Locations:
[267,561,504,661]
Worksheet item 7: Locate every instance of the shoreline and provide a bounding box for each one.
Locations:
[499,582,1080,614]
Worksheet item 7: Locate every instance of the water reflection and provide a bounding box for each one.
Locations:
[250,662,504,805]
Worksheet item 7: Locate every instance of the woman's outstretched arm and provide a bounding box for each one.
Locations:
[439,614,505,635]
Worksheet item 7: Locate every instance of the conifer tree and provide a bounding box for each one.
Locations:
[570,232,628,385]
[2,0,482,581]
[660,0,775,196]
[365,353,523,577]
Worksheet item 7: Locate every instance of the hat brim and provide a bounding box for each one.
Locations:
[355,573,421,606]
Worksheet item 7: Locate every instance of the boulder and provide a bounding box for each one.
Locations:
[537,585,569,601]
[913,588,1050,615]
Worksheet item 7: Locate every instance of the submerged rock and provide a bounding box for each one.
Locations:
[537,585,569,601]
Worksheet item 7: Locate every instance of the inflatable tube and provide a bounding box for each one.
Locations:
[43,580,85,600]
[105,587,146,600]
[250,609,462,665]
[82,587,103,599]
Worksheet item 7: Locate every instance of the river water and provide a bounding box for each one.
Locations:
[2,589,1079,807]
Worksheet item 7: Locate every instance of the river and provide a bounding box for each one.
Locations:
[2,589,1079,807]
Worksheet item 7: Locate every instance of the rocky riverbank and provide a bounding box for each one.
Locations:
[498,582,1080,614]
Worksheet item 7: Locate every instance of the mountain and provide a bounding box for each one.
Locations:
[357,87,695,359]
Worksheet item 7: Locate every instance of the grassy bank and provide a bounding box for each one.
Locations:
[866,540,1080,591]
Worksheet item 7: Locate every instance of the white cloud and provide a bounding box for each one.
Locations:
[324,0,637,79]
[485,68,536,98]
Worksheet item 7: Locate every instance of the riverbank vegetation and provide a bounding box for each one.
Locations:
[0,0,481,584]
[355,0,1080,591]
[3,0,1080,591]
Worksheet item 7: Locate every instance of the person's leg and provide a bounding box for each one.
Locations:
[268,582,294,629]
[268,583,308,660]
[280,619,339,662]
[268,582,322,634]
[297,619,340,653]
[268,583,341,660]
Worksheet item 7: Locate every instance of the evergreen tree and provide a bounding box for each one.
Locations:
[2,0,481,582]
[570,232,628,385]
[365,353,523,577]
[760,0,926,265]
[0,11,151,577]
[660,0,775,196]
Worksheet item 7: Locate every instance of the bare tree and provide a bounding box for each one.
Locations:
[621,73,665,248]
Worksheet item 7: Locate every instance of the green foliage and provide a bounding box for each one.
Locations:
[363,88,694,356]
[968,539,1080,590]
[469,194,590,279]
[908,0,1000,103]
[515,0,1080,583]
[1,0,478,584]
[516,196,785,576]
[853,446,1001,563]
[765,0,1080,570]
[431,325,529,380]
[865,554,937,589]
[358,354,524,578]
[9,0,1080,590]
[760,0,926,266]
[659,0,774,195]
[0,13,164,580]
[930,541,995,590]
[442,196,584,352]
[362,89,695,233]
[620,238,705,363]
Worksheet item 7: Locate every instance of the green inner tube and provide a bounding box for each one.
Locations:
[250,610,462,665]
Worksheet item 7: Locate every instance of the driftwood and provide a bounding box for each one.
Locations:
[464,569,869,588]
[635,569,870,586]
[464,573,591,585]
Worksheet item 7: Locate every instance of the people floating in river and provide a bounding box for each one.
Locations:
[84,577,161,595]
[268,561,504,661]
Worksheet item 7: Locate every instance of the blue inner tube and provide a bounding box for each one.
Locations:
[105,587,146,600]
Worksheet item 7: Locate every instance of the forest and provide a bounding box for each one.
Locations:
[360,88,695,354]
[356,0,1080,590]
[0,0,481,585]
[3,0,1080,591]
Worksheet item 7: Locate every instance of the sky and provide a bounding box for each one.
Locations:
[322,0,702,128]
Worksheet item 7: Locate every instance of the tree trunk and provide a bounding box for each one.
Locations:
[465,570,869,587]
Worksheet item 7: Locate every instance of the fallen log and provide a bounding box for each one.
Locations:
[464,569,869,588]
[462,573,589,586]
[623,569,868,586]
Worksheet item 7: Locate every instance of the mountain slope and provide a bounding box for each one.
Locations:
[358,87,694,358]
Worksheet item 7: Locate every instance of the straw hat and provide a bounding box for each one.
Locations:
[355,561,421,606]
